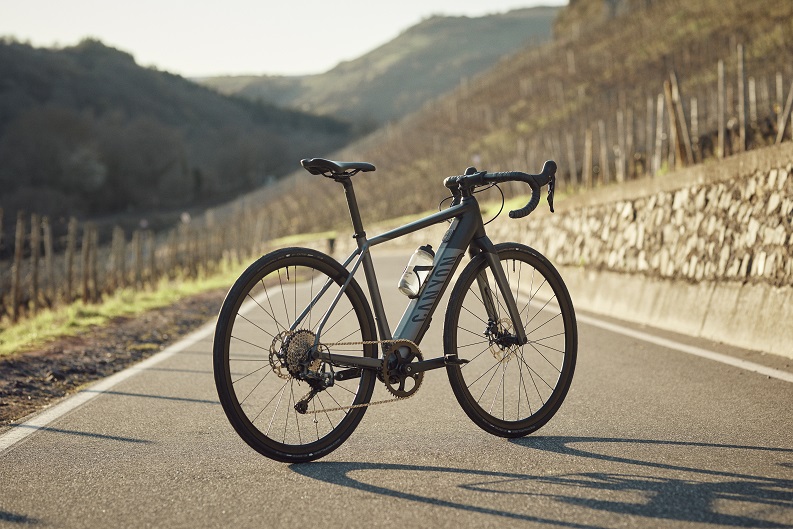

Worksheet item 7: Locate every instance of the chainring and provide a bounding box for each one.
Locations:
[382,340,424,398]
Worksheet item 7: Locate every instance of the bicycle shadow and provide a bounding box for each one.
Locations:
[290,436,793,528]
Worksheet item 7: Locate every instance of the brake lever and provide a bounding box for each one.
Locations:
[547,175,556,213]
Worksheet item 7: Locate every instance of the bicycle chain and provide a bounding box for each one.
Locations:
[301,338,420,415]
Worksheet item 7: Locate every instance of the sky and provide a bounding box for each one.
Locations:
[0,0,566,78]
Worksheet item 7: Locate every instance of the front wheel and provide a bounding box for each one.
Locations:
[444,243,577,437]
[214,247,377,463]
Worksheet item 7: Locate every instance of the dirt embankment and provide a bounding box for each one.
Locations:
[0,289,226,426]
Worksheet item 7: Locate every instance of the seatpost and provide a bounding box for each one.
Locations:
[339,178,366,242]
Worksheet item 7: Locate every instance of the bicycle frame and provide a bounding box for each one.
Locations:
[294,177,527,371]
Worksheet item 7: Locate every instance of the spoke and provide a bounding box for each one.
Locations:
[315,394,336,431]
[520,278,548,319]
[460,344,492,369]
[519,352,555,392]
[232,364,270,384]
[321,306,354,336]
[334,382,358,396]
[260,280,287,334]
[312,398,320,441]
[458,325,487,339]
[231,334,269,352]
[325,389,352,414]
[524,342,563,373]
[461,304,489,326]
[527,311,562,336]
[518,356,534,416]
[523,294,556,332]
[284,380,293,443]
[238,369,272,405]
[457,339,490,348]
[265,379,289,436]
[249,376,288,427]
[469,360,500,402]
[309,273,315,329]
[247,291,284,334]
[237,312,275,339]
[277,269,290,328]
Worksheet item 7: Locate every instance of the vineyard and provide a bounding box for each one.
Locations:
[2,0,793,325]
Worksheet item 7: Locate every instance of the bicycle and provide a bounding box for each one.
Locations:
[213,157,577,463]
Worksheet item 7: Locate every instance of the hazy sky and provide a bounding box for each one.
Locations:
[0,0,566,77]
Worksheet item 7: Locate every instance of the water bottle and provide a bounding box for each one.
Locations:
[398,245,435,298]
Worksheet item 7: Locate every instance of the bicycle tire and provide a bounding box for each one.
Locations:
[444,243,577,437]
[214,247,377,462]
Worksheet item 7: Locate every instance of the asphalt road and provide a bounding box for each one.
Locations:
[1,248,792,528]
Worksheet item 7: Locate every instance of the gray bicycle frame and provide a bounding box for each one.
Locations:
[292,177,527,369]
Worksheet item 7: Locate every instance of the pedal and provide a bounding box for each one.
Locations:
[444,356,469,366]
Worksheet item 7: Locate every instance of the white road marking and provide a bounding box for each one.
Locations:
[0,320,216,454]
[575,312,793,383]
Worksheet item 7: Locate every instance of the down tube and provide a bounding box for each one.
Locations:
[393,214,480,344]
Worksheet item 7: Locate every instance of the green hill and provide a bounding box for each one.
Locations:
[0,39,353,223]
[202,7,560,125]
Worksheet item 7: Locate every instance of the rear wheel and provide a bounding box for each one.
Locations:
[444,243,576,437]
[214,247,377,462]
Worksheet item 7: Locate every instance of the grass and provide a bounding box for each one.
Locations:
[0,262,245,358]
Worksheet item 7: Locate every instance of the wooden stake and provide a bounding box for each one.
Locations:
[718,60,726,159]
[80,224,90,302]
[670,71,694,166]
[737,44,747,152]
[653,93,665,175]
[42,217,54,305]
[65,218,77,303]
[10,212,24,322]
[30,213,40,314]
[583,128,593,188]
[565,133,578,186]
[598,119,609,184]
[775,81,793,144]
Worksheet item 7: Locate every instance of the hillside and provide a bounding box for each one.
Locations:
[248,0,793,238]
[0,39,352,226]
[202,7,560,125]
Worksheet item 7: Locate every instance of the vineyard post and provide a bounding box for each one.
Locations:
[737,44,747,152]
[718,60,726,158]
[653,93,664,175]
[10,212,24,322]
[65,218,77,303]
[749,77,757,127]
[663,80,679,170]
[147,231,157,286]
[583,127,593,188]
[775,81,793,145]
[616,109,626,183]
[645,96,654,177]
[690,98,699,162]
[565,132,578,186]
[670,71,694,166]
[597,119,609,184]
[132,230,142,289]
[626,107,634,179]
[42,216,54,305]
[80,224,90,302]
[776,72,784,114]
[30,213,40,314]
[89,226,98,302]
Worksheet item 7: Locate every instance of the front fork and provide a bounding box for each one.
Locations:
[469,239,528,346]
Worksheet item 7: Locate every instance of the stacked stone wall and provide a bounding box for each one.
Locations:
[514,163,793,287]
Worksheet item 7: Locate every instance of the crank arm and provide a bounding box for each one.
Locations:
[402,356,470,375]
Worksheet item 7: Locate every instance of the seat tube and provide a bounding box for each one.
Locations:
[339,178,392,342]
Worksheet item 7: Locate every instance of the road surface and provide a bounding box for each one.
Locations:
[1,248,791,528]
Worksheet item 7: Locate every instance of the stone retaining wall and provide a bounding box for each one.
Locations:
[490,142,793,358]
